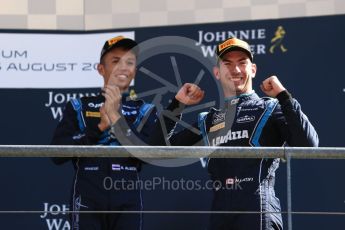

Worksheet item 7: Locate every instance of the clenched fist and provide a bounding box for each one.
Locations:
[260,76,286,97]
[175,83,204,105]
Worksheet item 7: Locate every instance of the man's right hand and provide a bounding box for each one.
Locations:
[175,83,204,105]
[98,105,112,131]
[98,85,122,131]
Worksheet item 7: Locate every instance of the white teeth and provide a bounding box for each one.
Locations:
[117,75,128,79]
[232,78,242,81]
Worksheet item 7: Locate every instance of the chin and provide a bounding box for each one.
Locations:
[122,81,131,86]
[235,88,246,94]
[120,83,131,90]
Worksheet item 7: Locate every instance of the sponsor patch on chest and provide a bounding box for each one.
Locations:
[86,111,100,118]
[212,112,226,125]
[236,115,255,123]
[212,130,249,146]
[209,122,225,132]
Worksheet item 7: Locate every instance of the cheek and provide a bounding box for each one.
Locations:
[244,67,252,75]
[219,67,230,77]
[110,65,119,74]
[129,67,136,78]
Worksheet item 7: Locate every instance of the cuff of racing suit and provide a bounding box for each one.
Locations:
[276,90,293,105]
[167,97,186,115]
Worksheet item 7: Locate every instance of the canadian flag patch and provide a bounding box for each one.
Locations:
[226,178,235,185]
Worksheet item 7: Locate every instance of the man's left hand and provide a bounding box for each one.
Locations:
[260,76,286,97]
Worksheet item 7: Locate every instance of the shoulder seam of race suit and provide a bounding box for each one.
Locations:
[133,103,155,129]
[70,98,86,131]
[249,98,278,147]
[198,111,210,146]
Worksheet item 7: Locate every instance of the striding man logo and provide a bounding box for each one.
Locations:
[269,26,288,54]
[129,89,137,100]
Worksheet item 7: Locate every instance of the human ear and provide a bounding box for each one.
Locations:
[97,63,104,76]
[251,63,257,78]
[213,66,220,80]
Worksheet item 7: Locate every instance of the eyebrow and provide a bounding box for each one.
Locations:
[110,56,120,60]
[109,56,136,61]
[222,57,248,63]
[126,57,136,61]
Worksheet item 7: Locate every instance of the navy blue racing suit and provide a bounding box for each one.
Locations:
[168,90,319,230]
[51,92,179,230]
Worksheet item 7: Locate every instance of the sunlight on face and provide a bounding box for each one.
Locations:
[215,51,256,97]
[98,47,137,92]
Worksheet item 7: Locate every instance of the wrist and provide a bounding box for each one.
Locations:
[275,87,286,97]
[109,112,121,125]
[175,95,185,105]
[169,97,186,114]
[276,90,292,104]
[97,123,108,132]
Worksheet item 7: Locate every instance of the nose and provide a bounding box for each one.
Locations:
[118,60,128,70]
[231,64,241,75]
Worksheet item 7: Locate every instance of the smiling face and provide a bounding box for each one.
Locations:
[213,50,257,97]
[97,47,137,92]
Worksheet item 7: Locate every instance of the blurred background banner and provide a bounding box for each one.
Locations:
[0,31,135,88]
[0,14,344,230]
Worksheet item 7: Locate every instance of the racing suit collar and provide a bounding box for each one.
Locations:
[224,90,257,102]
